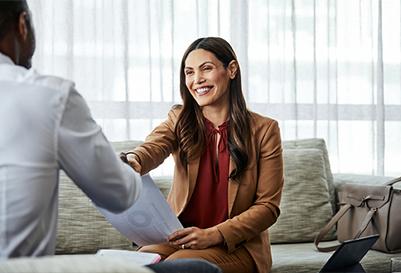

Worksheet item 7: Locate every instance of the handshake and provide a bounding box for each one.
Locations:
[119,152,141,172]
[119,152,129,164]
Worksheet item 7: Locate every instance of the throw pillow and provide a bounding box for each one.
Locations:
[269,148,335,243]
[283,138,335,214]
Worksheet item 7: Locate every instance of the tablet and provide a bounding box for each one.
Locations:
[319,234,380,273]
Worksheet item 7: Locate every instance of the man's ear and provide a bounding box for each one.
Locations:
[227,60,238,79]
[17,11,29,41]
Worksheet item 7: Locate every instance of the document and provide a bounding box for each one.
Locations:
[98,174,183,246]
[96,249,161,265]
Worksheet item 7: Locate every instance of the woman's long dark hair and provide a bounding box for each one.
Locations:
[174,37,252,179]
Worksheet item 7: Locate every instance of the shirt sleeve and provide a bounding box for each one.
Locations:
[57,88,142,213]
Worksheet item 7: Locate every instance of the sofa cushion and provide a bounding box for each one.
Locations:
[283,138,335,213]
[269,148,335,243]
[0,255,153,273]
[271,242,398,273]
[56,141,144,254]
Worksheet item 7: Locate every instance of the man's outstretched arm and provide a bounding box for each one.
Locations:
[57,88,142,213]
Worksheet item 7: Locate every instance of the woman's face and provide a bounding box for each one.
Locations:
[184,49,236,109]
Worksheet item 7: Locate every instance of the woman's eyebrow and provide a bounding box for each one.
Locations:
[198,61,215,68]
[185,61,215,70]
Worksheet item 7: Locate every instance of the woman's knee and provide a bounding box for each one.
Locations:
[139,244,177,260]
[148,259,222,273]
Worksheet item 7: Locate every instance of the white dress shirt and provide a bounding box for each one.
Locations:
[0,53,142,259]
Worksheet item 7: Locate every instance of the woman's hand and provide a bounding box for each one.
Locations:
[120,152,141,172]
[168,226,224,250]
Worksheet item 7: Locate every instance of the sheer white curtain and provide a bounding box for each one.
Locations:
[29,0,401,177]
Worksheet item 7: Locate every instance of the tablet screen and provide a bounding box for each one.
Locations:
[320,234,379,273]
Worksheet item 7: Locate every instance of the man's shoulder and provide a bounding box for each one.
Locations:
[0,63,76,93]
[0,65,75,94]
[25,70,75,94]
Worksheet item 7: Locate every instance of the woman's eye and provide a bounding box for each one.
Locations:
[203,66,212,71]
[185,71,193,76]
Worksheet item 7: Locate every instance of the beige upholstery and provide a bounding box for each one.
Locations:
[283,138,335,213]
[269,148,334,243]
[271,242,400,273]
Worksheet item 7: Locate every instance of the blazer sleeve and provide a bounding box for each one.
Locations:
[128,108,179,175]
[216,120,284,252]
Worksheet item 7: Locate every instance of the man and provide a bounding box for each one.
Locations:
[0,0,142,258]
[0,1,220,272]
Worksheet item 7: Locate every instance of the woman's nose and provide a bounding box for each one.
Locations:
[194,72,205,84]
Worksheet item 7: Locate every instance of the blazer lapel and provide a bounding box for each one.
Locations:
[228,157,239,216]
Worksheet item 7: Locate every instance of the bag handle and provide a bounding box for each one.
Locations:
[385,176,401,186]
[314,204,351,252]
[314,204,377,252]
[353,208,377,238]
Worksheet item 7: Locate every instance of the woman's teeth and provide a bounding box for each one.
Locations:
[195,87,211,95]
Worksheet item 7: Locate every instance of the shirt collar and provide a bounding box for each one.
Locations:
[0,52,15,65]
[204,118,229,133]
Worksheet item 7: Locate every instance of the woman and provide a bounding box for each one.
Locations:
[121,37,284,273]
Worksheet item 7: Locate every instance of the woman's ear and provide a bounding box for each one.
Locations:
[227,60,238,79]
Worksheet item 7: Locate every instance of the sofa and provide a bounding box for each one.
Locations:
[1,138,400,273]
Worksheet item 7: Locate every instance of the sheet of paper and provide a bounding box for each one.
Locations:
[97,174,183,246]
[96,249,161,265]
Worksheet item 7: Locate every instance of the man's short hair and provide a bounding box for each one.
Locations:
[0,0,28,40]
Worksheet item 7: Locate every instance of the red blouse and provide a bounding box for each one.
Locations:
[179,118,230,229]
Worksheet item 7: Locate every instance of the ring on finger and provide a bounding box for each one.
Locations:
[181,244,185,249]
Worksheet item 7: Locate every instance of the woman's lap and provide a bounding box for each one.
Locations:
[139,244,256,273]
[147,259,222,273]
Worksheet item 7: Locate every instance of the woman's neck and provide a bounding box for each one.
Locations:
[202,105,229,128]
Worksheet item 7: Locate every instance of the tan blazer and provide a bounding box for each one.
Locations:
[130,107,284,273]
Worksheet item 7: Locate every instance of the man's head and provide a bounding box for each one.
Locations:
[0,0,35,69]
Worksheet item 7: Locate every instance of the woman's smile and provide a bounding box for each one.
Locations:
[195,86,214,96]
